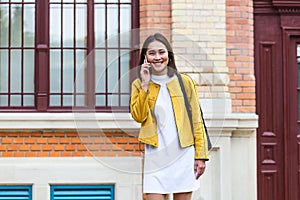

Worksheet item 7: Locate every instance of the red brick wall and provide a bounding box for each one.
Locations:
[0,131,143,157]
[226,0,255,112]
[139,0,172,41]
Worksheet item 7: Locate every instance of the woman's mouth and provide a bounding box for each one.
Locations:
[151,61,164,67]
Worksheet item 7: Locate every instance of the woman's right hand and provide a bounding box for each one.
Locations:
[140,57,151,91]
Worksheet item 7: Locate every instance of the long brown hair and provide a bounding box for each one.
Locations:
[137,33,177,79]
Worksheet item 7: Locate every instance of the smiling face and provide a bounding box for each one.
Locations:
[145,40,169,76]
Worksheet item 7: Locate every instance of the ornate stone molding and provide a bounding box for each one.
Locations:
[254,0,300,14]
[273,0,300,14]
[277,7,300,14]
[272,0,300,7]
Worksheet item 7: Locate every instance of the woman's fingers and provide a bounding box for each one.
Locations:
[144,56,148,64]
[194,160,206,179]
[140,63,151,82]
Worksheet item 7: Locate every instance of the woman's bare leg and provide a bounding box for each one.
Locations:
[146,193,168,200]
[173,192,192,200]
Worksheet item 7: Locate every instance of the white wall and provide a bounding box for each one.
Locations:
[0,157,143,200]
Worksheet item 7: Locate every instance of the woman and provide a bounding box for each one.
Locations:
[130,33,209,200]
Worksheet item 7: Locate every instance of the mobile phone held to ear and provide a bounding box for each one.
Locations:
[149,65,152,74]
[144,56,152,74]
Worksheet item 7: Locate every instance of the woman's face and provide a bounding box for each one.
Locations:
[145,40,169,75]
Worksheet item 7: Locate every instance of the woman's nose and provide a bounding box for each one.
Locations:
[154,53,160,59]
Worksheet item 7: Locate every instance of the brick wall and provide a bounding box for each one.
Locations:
[171,0,226,74]
[171,0,231,117]
[226,0,255,112]
[171,0,255,113]
[139,0,172,41]
[0,130,143,157]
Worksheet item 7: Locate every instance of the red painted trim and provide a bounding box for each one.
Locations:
[35,0,49,111]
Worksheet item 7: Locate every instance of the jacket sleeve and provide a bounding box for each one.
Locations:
[130,79,150,123]
[184,75,209,160]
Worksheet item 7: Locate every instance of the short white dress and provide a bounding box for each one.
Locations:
[143,74,200,194]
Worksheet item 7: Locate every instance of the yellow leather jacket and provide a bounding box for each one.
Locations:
[130,73,209,160]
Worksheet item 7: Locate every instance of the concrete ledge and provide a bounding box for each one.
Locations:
[0,112,258,131]
[0,113,139,130]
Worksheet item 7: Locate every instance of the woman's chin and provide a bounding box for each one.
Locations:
[152,69,168,75]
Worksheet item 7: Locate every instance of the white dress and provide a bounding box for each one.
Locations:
[143,74,200,194]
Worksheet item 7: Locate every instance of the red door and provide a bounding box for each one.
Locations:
[254,1,300,199]
[284,34,300,200]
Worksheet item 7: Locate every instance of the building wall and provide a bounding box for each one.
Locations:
[0,1,258,200]
[227,0,255,113]
[171,0,257,200]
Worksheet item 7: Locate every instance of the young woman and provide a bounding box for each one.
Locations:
[130,33,209,200]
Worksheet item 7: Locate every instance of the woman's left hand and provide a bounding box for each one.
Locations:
[194,159,206,179]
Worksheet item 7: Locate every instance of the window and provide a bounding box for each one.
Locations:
[0,0,35,108]
[0,185,32,200]
[0,0,139,112]
[50,185,114,200]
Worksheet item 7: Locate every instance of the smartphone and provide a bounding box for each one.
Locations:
[144,56,152,74]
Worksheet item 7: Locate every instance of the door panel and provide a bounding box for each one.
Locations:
[285,35,300,200]
[255,13,284,200]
